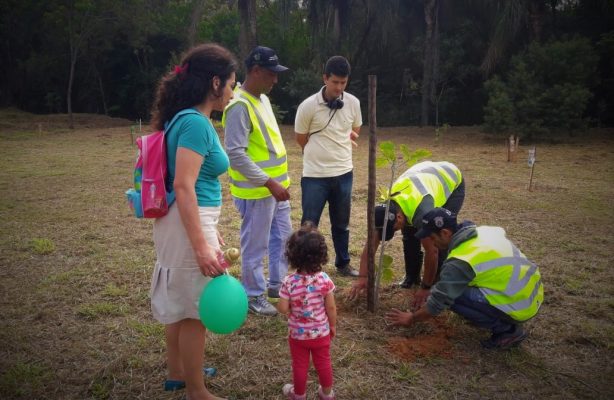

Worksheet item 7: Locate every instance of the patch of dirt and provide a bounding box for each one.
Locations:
[387,318,457,361]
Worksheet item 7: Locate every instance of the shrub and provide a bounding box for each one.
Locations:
[483,37,598,137]
[483,76,515,133]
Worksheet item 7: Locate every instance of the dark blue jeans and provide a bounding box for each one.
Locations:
[402,179,466,280]
[301,171,353,269]
[451,287,516,335]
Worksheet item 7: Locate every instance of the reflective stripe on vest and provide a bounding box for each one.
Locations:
[449,226,544,321]
[222,89,289,199]
[390,173,450,222]
[404,161,462,196]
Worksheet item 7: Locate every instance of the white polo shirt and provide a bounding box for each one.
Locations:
[295,88,362,178]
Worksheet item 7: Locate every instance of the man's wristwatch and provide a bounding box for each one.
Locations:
[420,282,432,290]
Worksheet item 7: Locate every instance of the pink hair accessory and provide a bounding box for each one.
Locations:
[173,63,189,75]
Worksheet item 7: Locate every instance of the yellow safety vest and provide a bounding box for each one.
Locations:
[222,88,289,199]
[406,161,463,196]
[390,172,453,223]
[448,226,544,322]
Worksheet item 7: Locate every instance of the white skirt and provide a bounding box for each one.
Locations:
[150,203,221,324]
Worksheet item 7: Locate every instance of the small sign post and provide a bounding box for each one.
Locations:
[527,147,536,191]
[507,134,520,162]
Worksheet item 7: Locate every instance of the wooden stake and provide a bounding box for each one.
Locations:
[507,134,519,162]
[515,136,520,160]
[130,126,135,145]
[367,75,377,313]
[528,146,536,191]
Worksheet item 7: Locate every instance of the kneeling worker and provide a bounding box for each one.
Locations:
[386,208,543,349]
[350,161,465,307]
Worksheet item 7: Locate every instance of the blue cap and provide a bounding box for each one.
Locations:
[245,46,289,72]
[415,208,458,239]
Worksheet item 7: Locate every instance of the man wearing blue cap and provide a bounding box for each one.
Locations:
[223,46,291,316]
[386,208,544,349]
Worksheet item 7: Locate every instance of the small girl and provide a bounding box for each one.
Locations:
[277,222,337,400]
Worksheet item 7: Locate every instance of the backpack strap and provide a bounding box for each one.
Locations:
[163,108,202,134]
[161,109,203,198]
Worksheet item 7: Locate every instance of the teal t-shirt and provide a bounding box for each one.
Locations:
[165,110,229,207]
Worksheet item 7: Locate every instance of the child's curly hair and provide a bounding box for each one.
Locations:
[285,221,328,274]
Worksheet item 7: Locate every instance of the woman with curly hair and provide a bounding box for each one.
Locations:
[277,222,337,400]
[149,43,237,400]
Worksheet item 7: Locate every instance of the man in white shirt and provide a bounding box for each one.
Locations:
[294,56,362,277]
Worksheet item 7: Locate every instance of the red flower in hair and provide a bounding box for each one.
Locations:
[173,63,189,76]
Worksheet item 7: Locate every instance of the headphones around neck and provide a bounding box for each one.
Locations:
[322,87,344,110]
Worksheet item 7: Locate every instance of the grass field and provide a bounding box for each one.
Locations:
[0,109,613,400]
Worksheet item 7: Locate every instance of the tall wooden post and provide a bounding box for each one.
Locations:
[367,75,377,312]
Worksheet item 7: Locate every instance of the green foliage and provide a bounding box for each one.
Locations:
[31,238,55,255]
[77,302,127,320]
[378,141,397,164]
[1,1,612,128]
[484,37,598,136]
[282,67,322,116]
[102,283,128,297]
[395,362,420,383]
[270,102,288,124]
[404,148,432,168]
[377,141,431,169]
[199,6,240,55]
[380,254,394,284]
[483,76,516,133]
[0,362,49,397]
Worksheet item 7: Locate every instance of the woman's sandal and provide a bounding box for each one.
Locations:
[164,367,217,391]
[164,379,186,391]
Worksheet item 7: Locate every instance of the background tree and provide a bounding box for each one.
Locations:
[0,0,612,131]
[420,0,440,126]
[483,37,598,137]
[238,0,258,66]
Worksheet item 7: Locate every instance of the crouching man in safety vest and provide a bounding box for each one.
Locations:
[386,208,544,350]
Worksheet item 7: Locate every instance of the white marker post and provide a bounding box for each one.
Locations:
[507,134,520,162]
[527,147,536,191]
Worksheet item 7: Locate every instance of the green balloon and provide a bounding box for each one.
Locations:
[199,274,248,334]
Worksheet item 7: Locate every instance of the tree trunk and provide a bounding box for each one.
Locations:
[67,19,77,130]
[95,66,108,115]
[332,0,350,53]
[367,75,377,312]
[238,0,258,70]
[528,0,546,42]
[430,2,440,126]
[187,0,206,47]
[420,0,438,127]
[67,58,75,129]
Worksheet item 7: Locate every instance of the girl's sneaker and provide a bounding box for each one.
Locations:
[318,385,335,400]
[282,384,306,400]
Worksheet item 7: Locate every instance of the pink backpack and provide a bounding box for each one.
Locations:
[125,110,198,218]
